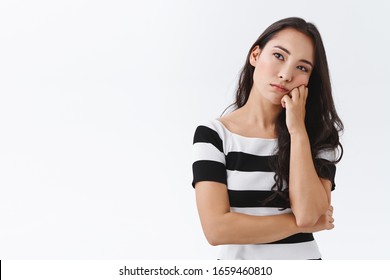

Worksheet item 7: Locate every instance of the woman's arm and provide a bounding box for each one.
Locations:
[195,181,334,246]
[282,85,332,227]
[289,132,332,227]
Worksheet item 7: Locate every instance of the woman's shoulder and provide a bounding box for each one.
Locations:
[192,119,228,155]
[194,109,241,135]
[195,118,222,129]
[194,118,227,140]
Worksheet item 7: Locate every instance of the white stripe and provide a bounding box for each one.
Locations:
[317,148,337,161]
[192,142,225,164]
[230,207,292,216]
[218,240,321,260]
[227,136,278,156]
[227,170,275,191]
[200,119,278,156]
[208,119,278,156]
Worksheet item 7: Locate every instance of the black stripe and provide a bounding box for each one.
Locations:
[267,233,314,244]
[226,152,275,172]
[228,190,290,208]
[193,125,224,153]
[192,160,227,187]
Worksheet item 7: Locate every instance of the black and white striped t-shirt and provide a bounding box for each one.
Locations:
[192,119,337,260]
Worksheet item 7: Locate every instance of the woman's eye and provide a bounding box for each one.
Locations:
[297,65,308,72]
[273,53,284,60]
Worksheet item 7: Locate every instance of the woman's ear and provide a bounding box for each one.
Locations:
[249,45,261,67]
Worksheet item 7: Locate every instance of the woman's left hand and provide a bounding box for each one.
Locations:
[281,85,308,135]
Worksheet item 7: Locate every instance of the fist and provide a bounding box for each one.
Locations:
[281,85,308,135]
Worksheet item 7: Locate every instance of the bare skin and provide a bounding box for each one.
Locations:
[195,28,334,245]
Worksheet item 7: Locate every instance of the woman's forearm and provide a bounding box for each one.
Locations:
[205,212,300,245]
[289,131,329,227]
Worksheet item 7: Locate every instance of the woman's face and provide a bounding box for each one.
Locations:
[250,28,315,106]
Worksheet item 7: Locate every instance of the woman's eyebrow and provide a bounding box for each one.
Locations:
[273,45,314,68]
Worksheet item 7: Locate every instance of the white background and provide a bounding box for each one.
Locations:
[0,0,389,259]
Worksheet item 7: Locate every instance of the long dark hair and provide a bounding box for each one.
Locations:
[227,17,343,206]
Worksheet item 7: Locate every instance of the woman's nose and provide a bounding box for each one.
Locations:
[278,67,293,82]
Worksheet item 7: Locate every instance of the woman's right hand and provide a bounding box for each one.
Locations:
[301,206,334,233]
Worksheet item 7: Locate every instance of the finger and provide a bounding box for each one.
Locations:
[290,88,300,101]
[328,217,335,229]
[298,84,306,93]
[281,94,292,108]
[296,85,307,103]
[303,86,308,102]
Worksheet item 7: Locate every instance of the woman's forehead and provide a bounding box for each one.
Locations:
[265,28,314,59]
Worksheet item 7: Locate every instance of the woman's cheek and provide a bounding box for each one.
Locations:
[295,75,310,87]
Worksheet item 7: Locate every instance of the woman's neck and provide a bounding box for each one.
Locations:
[238,90,283,130]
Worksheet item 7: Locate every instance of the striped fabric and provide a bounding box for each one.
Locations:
[192,119,337,260]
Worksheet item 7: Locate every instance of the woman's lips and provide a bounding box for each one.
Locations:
[271,84,289,93]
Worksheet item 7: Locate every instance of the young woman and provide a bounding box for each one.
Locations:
[192,17,343,260]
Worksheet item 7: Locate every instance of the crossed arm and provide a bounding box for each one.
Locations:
[195,179,333,246]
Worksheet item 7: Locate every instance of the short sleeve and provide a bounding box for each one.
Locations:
[314,148,338,191]
[192,125,227,188]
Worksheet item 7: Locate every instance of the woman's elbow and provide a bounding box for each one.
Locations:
[206,235,221,246]
[295,215,318,228]
[204,227,225,246]
[294,205,329,228]
[202,219,229,246]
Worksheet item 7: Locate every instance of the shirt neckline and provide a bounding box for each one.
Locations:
[215,119,278,141]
